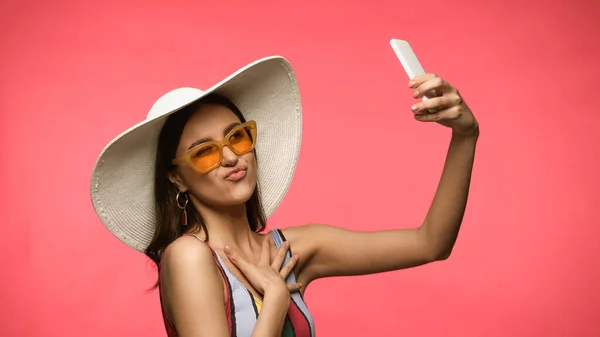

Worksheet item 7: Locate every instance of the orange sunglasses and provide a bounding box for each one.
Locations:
[171,120,257,173]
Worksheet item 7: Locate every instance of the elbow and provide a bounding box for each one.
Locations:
[418,225,456,262]
[427,247,453,262]
[437,246,455,261]
[436,250,452,261]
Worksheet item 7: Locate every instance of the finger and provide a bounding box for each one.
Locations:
[271,241,290,270]
[413,76,452,99]
[412,76,444,97]
[408,73,437,88]
[224,245,250,273]
[411,93,462,114]
[414,106,462,122]
[258,236,271,266]
[279,254,299,279]
[287,282,303,293]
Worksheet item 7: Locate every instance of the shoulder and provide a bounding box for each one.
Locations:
[280,223,334,243]
[278,224,351,259]
[278,224,333,258]
[160,236,229,335]
[276,224,336,285]
[161,235,219,280]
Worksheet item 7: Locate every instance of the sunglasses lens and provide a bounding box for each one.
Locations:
[228,126,255,154]
[181,123,256,173]
[190,144,220,171]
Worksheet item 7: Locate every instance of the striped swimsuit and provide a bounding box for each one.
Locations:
[160,229,316,337]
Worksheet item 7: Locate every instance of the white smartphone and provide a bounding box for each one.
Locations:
[389,39,433,102]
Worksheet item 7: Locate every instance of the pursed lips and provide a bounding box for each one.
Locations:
[225,165,247,180]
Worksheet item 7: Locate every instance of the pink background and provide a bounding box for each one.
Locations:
[2,0,599,336]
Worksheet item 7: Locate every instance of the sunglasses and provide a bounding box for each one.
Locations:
[171,120,257,173]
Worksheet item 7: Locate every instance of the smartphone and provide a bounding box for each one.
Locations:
[389,39,433,102]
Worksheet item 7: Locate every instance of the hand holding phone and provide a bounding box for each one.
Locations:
[389,39,436,105]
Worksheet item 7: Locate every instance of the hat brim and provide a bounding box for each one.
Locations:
[90,56,302,252]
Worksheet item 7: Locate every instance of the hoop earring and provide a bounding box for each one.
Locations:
[176,191,189,226]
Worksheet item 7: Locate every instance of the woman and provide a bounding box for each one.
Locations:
[91,56,479,337]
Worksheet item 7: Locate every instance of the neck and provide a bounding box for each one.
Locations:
[190,199,260,254]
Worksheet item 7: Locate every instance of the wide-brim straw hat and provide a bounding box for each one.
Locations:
[90,56,302,252]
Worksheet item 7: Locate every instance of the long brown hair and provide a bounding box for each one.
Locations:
[145,93,266,287]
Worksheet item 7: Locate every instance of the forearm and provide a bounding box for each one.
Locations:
[421,129,478,259]
[251,292,290,337]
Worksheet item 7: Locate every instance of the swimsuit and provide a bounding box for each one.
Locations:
[160,229,315,337]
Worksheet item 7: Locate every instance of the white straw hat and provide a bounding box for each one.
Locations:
[90,56,302,252]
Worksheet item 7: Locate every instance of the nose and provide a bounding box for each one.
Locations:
[221,145,239,167]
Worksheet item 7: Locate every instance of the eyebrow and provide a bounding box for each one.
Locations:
[187,122,241,150]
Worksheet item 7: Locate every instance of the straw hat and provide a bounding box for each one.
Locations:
[90,56,302,252]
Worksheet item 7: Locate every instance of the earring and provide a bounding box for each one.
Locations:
[176,191,189,226]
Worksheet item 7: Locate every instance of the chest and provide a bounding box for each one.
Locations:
[214,250,315,337]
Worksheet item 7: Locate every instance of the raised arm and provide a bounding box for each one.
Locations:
[285,73,479,284]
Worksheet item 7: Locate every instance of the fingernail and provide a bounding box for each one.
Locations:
[409,80,416,87]
[413,90,419,98]
[411,105,419,111]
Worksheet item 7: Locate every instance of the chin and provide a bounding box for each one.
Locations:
[222,179,256,206]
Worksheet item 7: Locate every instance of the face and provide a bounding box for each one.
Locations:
[169,104,258,209]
